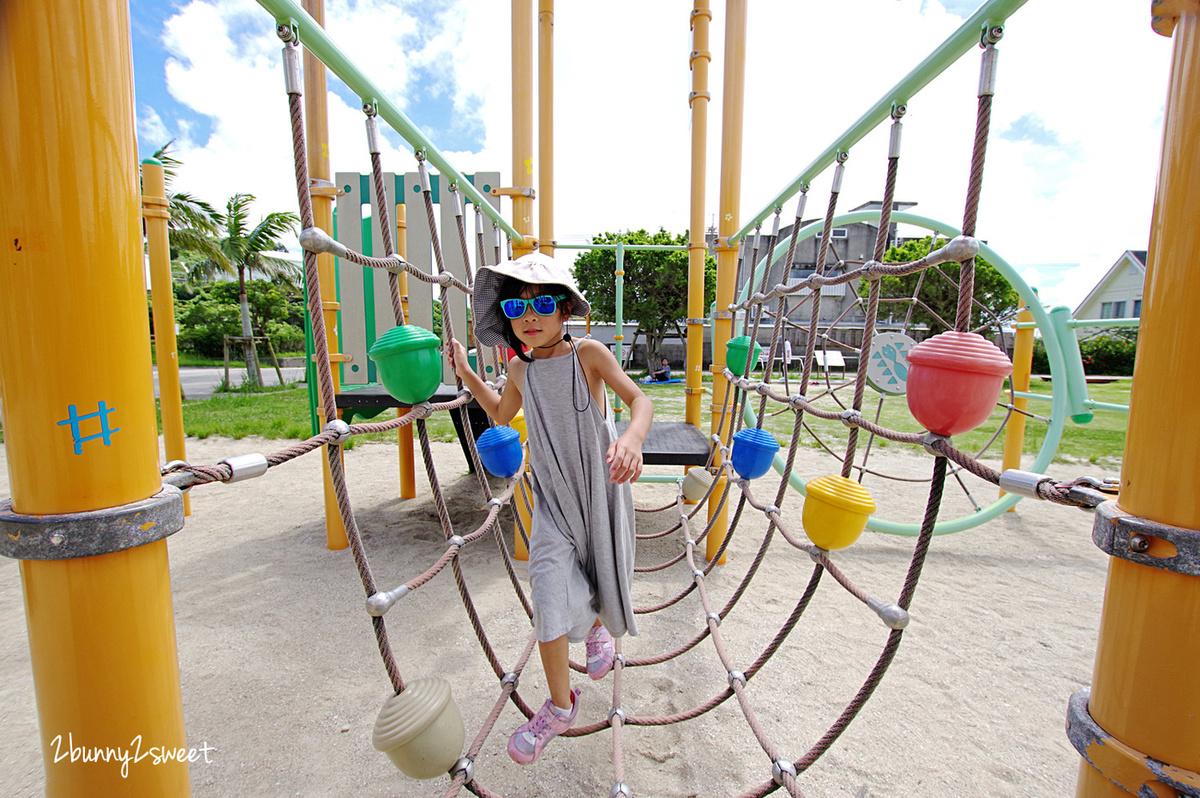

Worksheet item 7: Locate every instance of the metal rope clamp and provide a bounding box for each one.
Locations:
[998,469,1053,500]
[324,419,352,446]
[452,755,474,784]
[0,485,185,561]
[772,759,798,787]
[1091,500,1200,577]
[219,453,269,483]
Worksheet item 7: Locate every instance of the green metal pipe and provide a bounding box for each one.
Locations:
[1012,390,1053,402]
[254,0,523,243]
[1049,306,1094,424]
[1067,317,1141,329]
[636,475,685,484]
[1084,400,1130,414]
[733,0,1030,243]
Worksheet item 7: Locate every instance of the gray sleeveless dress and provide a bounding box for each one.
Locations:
[522,349,639,644]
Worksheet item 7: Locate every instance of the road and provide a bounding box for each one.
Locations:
[154,366,307,401]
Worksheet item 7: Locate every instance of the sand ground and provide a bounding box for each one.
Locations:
[0,435,1118,797]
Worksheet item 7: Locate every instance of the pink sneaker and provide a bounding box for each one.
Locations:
[586,624,615,680]
[507,690,579,764]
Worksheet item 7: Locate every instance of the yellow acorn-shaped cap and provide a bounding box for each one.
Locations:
[372,677,465,780]
[802,475,876,551]
[682,468,714,502]
[510,410,528,444]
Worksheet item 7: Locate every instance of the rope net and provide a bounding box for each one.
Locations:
[160,32,1120,797]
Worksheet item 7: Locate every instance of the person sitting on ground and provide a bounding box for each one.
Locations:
[650,357,672,382]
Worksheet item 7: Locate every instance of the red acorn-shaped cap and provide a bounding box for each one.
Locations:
[905,331,1012,377]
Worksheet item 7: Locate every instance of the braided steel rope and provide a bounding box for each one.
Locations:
[368,149,406,326]
[956,45,996,333]
[283,63,407,693]
[440,634,538,798]
[842,143,900,477]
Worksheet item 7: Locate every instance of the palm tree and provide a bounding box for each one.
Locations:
[146,142,223,273]
[194,194,299,386]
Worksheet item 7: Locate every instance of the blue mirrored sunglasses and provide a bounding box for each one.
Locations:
[500,294,566,319]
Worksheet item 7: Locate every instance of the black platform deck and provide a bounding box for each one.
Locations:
[615,420,711,466]
[335,383,464,414]
[336,384,489,470]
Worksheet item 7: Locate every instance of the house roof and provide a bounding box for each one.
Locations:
[1073,250,1147,316]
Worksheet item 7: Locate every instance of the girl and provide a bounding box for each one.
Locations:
[448,252,652,764]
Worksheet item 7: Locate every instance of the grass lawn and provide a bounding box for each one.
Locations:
[176,384,460,446]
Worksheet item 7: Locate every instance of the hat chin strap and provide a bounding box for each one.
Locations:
[530,334,590,413]
[533,333,571,349]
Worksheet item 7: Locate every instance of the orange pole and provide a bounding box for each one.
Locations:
[707,0,748,564]
[0,1,189,792]
[512,0,536,256]
[512,0,536,555]
[395,202,417,499]
[999,305,1034,510]
[687,3,712,434]
[1075,7,1200,795]
[143,159,191,516]
[513,474,533,562]
[538,0,554,258]
[302,0,349,550]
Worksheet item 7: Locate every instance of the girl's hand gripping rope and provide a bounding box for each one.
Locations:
[447,337,519,425]
[448,338,471,382]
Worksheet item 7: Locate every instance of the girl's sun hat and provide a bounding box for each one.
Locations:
[473,251,591,348]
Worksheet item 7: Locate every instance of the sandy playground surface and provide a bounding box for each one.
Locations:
[0,434,1119,797]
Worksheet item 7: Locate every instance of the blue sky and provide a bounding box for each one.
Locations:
[130,0,212,155]
[129,0,1173,311]
[133,0,487,163]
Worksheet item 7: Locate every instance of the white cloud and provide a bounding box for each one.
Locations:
[138,105,171,147]
[153,0,1172,311]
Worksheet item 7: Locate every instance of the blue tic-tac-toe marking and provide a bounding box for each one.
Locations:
[57,402,121,455]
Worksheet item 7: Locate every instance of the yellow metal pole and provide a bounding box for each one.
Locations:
[1075,8,1200,795]
[514,474,533,562]
[999,305,1034,511]
[512,0,536,257]
[511,0,536,555]
[395,202,417,499]
[0,1,189,793]
[687,3,712,433]
[707,0,748,564]
[143,159,191,516]
[538,0,554,258]
[302,0,349,550]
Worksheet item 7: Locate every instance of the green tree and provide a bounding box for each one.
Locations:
[190,194,300,385]
[862,235,1019,333]
[175,280,305,358]
[573,229,716,368]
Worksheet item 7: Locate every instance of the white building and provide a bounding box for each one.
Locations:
[1074,250,1147,324]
